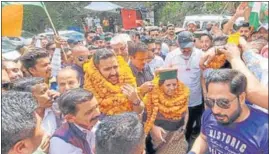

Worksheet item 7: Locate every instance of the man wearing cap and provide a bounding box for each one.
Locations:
[236,21,251,39]
[164,31,204,143]
[187,21,197,33]
[92,36,106,48]
[143,68,190,154]
[257,23,268,40]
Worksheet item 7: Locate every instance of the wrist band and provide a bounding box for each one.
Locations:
[188,151,196,154]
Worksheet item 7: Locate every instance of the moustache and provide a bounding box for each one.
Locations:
[213,114,227,118]
[108,74,119,79]
[90,115,100,122]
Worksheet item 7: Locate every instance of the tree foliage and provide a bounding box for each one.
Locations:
[22,2,239,34]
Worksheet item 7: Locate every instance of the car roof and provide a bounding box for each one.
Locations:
[184,14,232,21]
[38,30,82,36]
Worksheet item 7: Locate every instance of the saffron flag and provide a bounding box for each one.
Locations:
[2,2,46,37]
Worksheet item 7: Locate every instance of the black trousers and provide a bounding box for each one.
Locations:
[185,103,204,142]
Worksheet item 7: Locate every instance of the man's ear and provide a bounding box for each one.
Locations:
[65,114,76,123]
[239,92,246,104]
[28,67,36,76]
[11,139,32,154]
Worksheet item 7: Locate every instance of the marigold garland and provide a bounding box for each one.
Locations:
[143,76,190,134]
[205,54,226,69]
[83,56,137,115]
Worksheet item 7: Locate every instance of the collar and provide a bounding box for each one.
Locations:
[73,121,101,134]
[44,107,53,118]
[129,62,148,74]
[74,123,90,134]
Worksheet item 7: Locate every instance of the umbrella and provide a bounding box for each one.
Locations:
[84,2,123,12]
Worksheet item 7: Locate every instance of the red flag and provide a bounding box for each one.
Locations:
[121,9,138,29]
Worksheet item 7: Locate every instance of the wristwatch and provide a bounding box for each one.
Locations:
[133,99,141,106]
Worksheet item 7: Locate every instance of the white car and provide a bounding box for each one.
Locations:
[2,39,21,61]
[4,31,35,46]
[38,30,84,42]
[183,14,244,30]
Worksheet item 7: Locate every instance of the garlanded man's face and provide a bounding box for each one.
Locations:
[206,83,245,125]
[97,56,119,85]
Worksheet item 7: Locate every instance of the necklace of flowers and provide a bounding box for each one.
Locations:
[143,76,190,134]
[83,56,137,115]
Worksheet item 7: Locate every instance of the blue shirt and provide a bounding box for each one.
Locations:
[201,105,268,154]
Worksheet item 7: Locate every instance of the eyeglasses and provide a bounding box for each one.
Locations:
[205,96,238,109]
[77,56,89,62]
[2,82,12,90]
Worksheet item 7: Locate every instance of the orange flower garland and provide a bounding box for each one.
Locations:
[83,56,137,115]
[143,77,190,134]
[205,54,226,69]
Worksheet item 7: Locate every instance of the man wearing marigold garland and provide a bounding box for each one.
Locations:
[83,48,144,116]
[143,68,190,154]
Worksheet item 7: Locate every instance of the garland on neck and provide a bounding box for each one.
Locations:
[83,56,137,115]
[143,76,190,134]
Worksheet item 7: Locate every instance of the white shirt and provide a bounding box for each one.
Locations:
[49,122,100,154]
[148,55,165,74]
[41,108,57,136]
[164,47,203,107]
[86,17,93,27]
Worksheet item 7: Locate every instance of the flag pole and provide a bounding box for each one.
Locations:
[41,2,67,62]
[42,2,58,36]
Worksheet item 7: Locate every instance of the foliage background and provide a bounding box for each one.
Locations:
[22,2,240,34]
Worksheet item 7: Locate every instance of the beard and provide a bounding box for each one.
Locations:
[214,100,242,126]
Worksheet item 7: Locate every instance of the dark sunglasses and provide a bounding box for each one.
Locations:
[77,56,89,62]
[2,82,12,90]
[205,96,238,109]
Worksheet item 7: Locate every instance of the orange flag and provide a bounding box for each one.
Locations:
[2,4,23,37]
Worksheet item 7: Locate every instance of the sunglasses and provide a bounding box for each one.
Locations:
[2,82,12,90]
[77,56,89,62]
[205,96,238,109]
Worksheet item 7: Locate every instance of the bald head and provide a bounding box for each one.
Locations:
[71,45,90,68]
[57,67,80,94]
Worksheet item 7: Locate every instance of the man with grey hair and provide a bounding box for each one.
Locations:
[189,69,268,154]
[110,33,131,62]
[57,67,81,94]
[95,112,145,154]
[2,91,44,154]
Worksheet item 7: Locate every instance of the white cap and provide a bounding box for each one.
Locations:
[258,23,268,31]
[187,21,197,26]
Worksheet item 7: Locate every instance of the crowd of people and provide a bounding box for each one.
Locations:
[2,3,269,154]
